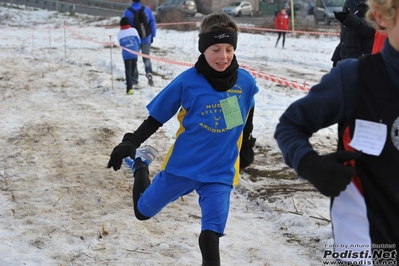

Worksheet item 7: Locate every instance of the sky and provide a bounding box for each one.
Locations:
[0,4,342,266]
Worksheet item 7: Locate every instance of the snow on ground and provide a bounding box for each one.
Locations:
[0,5,340,266]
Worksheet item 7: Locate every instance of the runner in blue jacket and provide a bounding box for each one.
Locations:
[108,13,258,266]
[274,0,399,263]
[123,0,157,86]
[117,17,141,95]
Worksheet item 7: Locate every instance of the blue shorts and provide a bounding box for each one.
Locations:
[137,171,233,235]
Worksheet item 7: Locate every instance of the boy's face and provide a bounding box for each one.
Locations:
[203,43,235,72]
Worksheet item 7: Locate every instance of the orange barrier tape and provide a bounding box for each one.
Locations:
[239,25,340,36]
[241,66,310,92]
[115,42,194,68]
[116,42,311,91]
[65,27,113,46]
[64,25,313,92]
[104,21,198,29]
[106,21,339,37]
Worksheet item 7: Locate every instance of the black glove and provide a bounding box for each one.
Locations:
[355,3,367,17]
[331,46,341,67]
[107,133,137,171]
[334,9,349,23]
[240,136,256,169]
[298,151,362,197]
[151,37,153,43]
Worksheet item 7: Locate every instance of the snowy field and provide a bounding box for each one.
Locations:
[0,5,341,266]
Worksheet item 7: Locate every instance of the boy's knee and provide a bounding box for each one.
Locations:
[134,196,152,221]
[199,230,220,244]
[134,210,151,221]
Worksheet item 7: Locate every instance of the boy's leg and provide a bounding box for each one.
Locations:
[275,32,281,47]
[132,158,151,220]
[124,59,132,92]
[141,43,154,86]
[131,58,138,89]
[136,171,198,218]
[123,146,158,220]
[282,32,286,47]
[133,67,139,85]
[196,183,233,266]
[141,43,153,75]
[199,230,220,266]
[133,45,141,85]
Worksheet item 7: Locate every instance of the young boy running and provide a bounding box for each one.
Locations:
[108,13,258,266]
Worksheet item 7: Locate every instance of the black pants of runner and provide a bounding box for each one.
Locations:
[276,32,286,47]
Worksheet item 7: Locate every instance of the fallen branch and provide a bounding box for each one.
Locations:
[126,248,151,254]
[82,252,91,258]
[53,194,64,207]
[291,195,299,213]
[302,196,316,207]
[310,214,330,222]
[287,211,331,223]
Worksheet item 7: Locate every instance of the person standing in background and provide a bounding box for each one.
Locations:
[331,0,375,66]
[118,17,141,95]
[124,0,156,86]
[274,8,289,48]
[331,0,376,151]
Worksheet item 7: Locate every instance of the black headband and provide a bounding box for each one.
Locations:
[198,31,237,53]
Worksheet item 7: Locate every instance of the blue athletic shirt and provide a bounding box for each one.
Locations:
[147,67,259,186]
